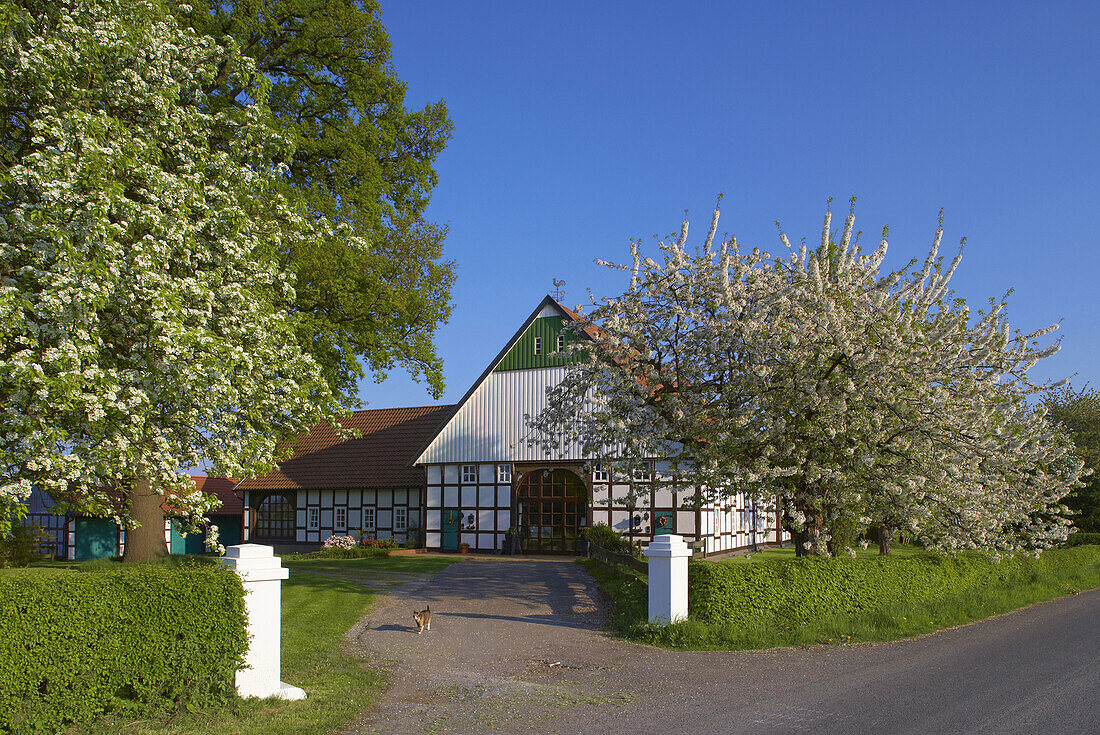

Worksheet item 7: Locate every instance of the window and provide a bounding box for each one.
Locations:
[534,336,542,355]
[394,507,407,532]
[497,464,512,483]
[633,466,653,482]
[556,334,565,352]
[334,507,346,531]
[461,464,477,483]
[363,507,376,531]
[591,466,609,483]
[307,506,320,531]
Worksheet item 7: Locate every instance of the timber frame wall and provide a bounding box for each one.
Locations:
[242,488,423,546]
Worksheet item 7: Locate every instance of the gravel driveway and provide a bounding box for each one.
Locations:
[347,557,1100,735]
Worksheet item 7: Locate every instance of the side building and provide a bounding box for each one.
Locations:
[236,405,455,551]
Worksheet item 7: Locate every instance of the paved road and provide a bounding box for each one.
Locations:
[347,558,1100,735]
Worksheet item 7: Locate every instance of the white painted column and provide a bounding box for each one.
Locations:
[643,534,691,624]
[220,544,306,701]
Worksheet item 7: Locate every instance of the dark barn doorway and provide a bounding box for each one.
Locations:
[515,469,587,553]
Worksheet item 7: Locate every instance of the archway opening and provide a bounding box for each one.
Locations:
[253,492,296,541]
[515,469,587,553]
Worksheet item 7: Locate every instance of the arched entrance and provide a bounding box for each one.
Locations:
[515,469,588,553]
[253,492,296,542]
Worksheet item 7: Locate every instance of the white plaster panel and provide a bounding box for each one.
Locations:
[654,487,674,507]
[307,490,319,505]
[333,489,346,505]
[320,529,332,541]
[307,531,318,543]
[460,486,476,507]
[592,484,609,505]
[444,487,459,507]
[394,489,407,505]
[478,487,494,507]
[426,531,441,548]
[348,489,361,506]
[427,465,441,484]
[496,510,511,532]
[363,489,376,505]
[296,509,306,527]
[377,529,392,540]
[611,510,631,532]
[478,509,494,532]
[443,465,459,483]
[476,534,494,550]
[654,459,674,477]
[296,493,306,509]
[348,509,361,528]
[409,489,420,506]
[612,484,631,503]
[320,509,333,528]
[426,510,441,530]
[461,532,476,547]
[427,486,442,508]
[496,487,511,507]
[677,511,696,535]
[320,490,333,507]
[479,464,495,483]
[378,510,392,528]
[378,489,392,507]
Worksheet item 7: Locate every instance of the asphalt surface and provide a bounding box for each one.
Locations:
[347,558,1100,735]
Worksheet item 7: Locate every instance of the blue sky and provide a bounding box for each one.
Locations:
[361,1,1099,409]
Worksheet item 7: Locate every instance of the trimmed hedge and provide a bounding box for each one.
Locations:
[1064,532,1100,547]
[0,563,248,733]
[689,545,1100,629]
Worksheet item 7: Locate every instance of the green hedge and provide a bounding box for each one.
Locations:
[689,545,1100,629]
[1064,532,1100,547]
[0,563,248,733]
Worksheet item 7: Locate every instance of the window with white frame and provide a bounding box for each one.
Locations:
[591,465,609,483]
[334,506,347,531]
[632,465,653,482]
[497,464,512,483]
[556,334,565,352]
[307,506,320,530]
[533,336,542,355]
[461,464,477,483]
[363,507,376,531]
[394,506,407,532]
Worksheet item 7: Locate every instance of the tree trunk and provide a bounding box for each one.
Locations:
[877,525,891,556]
[122,478,169,562]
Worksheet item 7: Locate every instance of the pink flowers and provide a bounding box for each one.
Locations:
[322,535,357,550]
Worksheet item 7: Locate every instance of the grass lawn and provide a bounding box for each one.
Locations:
[583,544,1100,651]
[60,554,457,735]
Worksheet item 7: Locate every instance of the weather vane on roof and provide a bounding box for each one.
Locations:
[551,278,566,301]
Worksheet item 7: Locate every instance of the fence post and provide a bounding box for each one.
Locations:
[220,544,306,700]
[643,534,691,624]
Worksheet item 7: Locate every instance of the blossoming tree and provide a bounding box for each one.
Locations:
[531,200,1084,555]
[0,0,345,559]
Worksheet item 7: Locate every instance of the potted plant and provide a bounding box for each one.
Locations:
[458,542,470,554]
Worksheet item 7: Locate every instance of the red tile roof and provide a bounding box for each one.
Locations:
[190,476,242,515]
[236,405,456,491]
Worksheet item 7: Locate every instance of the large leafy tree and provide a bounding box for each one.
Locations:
[532,201,1084,556]
[186,0,455,402]
[1043,385,1100,532]
[0,0,343,558]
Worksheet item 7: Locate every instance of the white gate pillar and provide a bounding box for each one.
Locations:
[643,534,691,624]
[220,544,306,700]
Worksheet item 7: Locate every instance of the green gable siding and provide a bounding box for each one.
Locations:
[495,316,580,372]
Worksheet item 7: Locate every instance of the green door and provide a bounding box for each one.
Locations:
[170,521,187,555]
[75,517,117,561]
[653,510,675,535]
[442,510,461,552]
[214,515,242,547]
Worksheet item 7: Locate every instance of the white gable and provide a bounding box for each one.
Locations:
[415,366,586,464]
